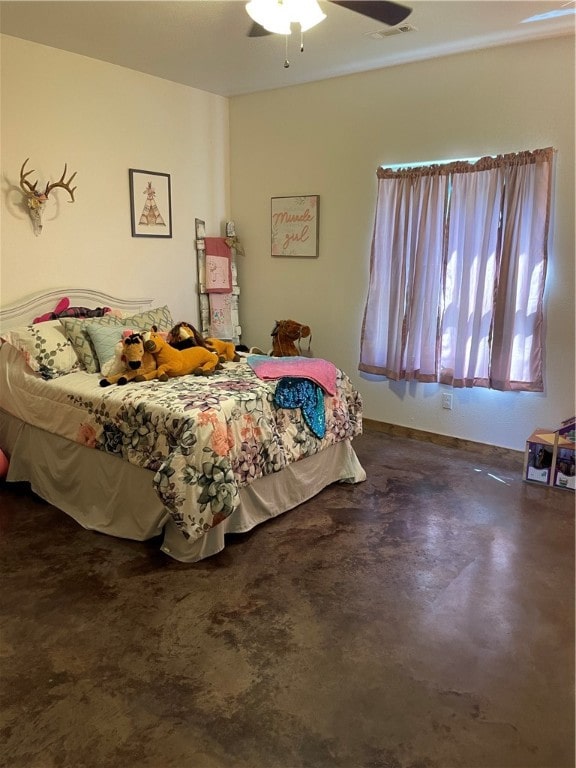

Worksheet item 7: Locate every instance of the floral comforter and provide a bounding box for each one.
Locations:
[65,362,363,542]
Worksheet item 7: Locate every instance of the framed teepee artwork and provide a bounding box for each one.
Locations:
[129,169,172,238]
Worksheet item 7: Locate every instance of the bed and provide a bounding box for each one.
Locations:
[0,288,365,562]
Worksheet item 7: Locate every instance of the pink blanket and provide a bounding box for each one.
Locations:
[204,237,232,294]
[247,355,337,395]
[204,237,231,257]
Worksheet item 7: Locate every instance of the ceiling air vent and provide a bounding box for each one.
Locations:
[365,23,417,39]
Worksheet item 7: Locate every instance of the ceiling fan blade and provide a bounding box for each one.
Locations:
[247,21,273,37]
[330,0,412,26]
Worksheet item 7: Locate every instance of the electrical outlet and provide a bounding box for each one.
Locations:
[441,393,453,410]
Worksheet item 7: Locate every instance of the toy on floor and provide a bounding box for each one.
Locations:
[140,327,221,381]
[270,320,311,357]
[168,321,240,362]
[99,332,157,387]
[0,448,9,479]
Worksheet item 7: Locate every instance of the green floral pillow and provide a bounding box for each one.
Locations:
[1,320,81,379]
[60,306,174,372]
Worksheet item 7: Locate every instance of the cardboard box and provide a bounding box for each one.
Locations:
[558,416,575,440]
[553,432,575,490]
[523,428,556,485]
[523,419,576,490]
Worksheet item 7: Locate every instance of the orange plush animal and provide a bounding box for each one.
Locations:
[140,328,220,381]
[99,332,156,386]
[168,321,240,362]
[205,337,239,362]
[270,320,311,357]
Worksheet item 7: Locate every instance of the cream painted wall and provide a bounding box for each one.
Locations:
[229,36,575,451]
[0,35,230,320]
[1,34,573,452]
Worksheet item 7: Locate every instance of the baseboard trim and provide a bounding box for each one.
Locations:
[362,419,524,466]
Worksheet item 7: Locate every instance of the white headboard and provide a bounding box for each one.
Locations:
[0,288,154,331]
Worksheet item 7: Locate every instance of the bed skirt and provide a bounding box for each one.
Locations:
[0,409,366,562]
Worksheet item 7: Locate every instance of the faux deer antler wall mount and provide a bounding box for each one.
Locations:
[19,158,77,236]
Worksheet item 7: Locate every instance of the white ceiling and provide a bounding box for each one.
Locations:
[0,1,574,97]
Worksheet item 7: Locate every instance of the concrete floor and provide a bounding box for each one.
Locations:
[0,427,574,768]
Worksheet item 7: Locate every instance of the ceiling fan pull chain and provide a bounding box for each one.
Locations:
[284,33,290,68]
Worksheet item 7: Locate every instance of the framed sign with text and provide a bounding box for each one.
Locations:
[271,195,319,258]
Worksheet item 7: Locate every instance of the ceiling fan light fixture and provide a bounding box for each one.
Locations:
[246,0,326,34]
[292,0,326,31]
[246,0,292,34]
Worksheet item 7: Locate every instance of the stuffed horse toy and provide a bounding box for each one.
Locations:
[99,332,157,386]
[139,327,220,381]
[100,328,138,379]
[270,320,312,357]
[168,321,240,362]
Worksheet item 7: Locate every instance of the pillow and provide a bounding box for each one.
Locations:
[60,305,174,372]
[0,320,81,379]
[59,314,122,373]
[124,305,174,332]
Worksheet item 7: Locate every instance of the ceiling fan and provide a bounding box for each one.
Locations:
[246,0,413,38]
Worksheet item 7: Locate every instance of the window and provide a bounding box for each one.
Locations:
[359,148,554,392]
